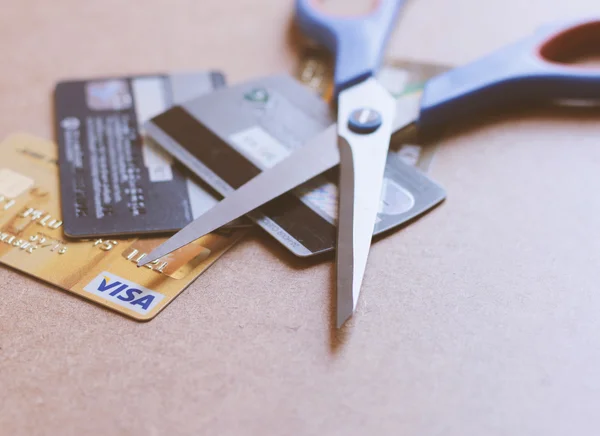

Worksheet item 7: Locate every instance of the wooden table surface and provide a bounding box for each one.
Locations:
[2,1,600,435]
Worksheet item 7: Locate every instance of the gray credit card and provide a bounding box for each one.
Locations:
[145,74,446,257]
[55,71,229,238]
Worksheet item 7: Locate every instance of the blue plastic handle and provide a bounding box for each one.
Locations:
[418,18,600,133]
[295,0,405,96]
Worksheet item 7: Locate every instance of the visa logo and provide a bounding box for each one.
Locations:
[83,271,165,315]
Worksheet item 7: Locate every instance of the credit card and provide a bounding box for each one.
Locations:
[297,46,451,172]
[0,133,248,320]
[145,75,446,257]
[55,71,228,238]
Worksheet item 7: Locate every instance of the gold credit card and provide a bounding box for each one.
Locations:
[0,133,248,321]
[296,47,452,173]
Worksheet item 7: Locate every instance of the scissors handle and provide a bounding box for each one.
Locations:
[419,18,600,132]
[295,0,405,95]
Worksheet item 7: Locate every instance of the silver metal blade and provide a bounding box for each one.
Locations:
[335,78,397,328]
[138,124,340,267]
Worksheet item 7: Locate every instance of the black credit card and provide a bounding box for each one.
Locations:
[55,71,227,238]
[145,75,446,257]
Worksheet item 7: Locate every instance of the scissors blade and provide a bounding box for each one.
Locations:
[138,124,340,267]
[335,78,397,327]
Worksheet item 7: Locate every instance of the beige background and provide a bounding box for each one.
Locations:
[2,1,600,435]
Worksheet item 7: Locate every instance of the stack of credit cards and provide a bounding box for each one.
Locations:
[144,74,447,257]
[0,55,449,320]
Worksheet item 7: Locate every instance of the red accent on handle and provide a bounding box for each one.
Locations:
[539,20,600,66]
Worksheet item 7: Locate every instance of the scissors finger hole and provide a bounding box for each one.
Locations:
[539,21,600,67]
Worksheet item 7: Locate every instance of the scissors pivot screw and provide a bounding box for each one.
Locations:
[347,108,383,134]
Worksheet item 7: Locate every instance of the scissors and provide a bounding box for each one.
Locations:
[139,14,600,327]
[141,0,405,327]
